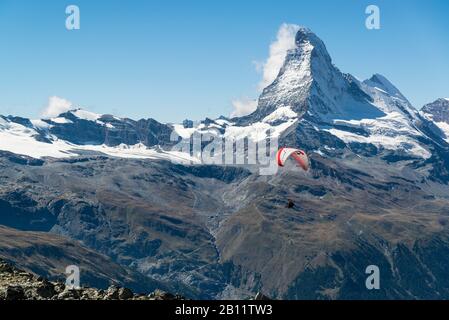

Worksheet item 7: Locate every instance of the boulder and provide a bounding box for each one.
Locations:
[5,286,25,300]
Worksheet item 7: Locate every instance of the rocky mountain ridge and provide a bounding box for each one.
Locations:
[0,27,449,300]
[0,259,183,300]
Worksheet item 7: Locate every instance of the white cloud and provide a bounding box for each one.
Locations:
[41,96,73,118]
[230,97,258,117]
[257,23,299,91]
[230,23,299,118]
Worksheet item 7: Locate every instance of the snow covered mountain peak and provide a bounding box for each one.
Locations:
[241,28,445,161]
[421,98,449,142]
[360,74,418,120]
[363,74,405,99]
[294,26,332,66]
[49,108,112,123]
[253,28,384,123]
[0,27,446,164]
[67,108,102,121]
[422,98,449,122]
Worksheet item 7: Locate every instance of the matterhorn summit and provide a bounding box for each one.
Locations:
[252,27,383,123]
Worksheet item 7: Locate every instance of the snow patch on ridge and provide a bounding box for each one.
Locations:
[173,124,197,139]
[224,119,297,142]
[172,107,298,143]
[0,116,200,162]
[0,119,75,158]
[433,122,449,143]
[225,111,297,141]
[30,119,52,130]
[71,109,101,122]
[374,87,388,94]
[51,117,73,124]
[326,112,431,159]
[262,106,297,123]
[326,127,431,159]
[75,143,200,163]
[333,112,422,137]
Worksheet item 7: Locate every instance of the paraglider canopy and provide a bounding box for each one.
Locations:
[276,147,310,171]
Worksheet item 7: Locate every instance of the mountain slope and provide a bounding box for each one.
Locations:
[0,27,449,299]
[253,28,384,123]
[0,257,184,300]
[0,225,187,295]
[421,98,449,142]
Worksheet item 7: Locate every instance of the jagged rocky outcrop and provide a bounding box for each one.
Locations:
[422,98,449,123]
[0,260,183,300]
[2,109,175,149]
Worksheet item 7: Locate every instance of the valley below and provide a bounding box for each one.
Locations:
[1,27,449,300]
[1,150,449,299]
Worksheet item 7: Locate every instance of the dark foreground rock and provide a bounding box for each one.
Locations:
[0,260,184,300]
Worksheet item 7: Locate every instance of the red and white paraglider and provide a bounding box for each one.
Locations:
[276,147,310,209]
[276,147,310,171]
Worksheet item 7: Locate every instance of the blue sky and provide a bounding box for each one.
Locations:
[0,0,448,122]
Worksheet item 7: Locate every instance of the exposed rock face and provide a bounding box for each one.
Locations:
[0,156,253,299]
[50,112,175,147]
[420,99,449,146]
[0,27,449,300]
[249,27,384,124]
[2,151,449,299]
[422,98,449,123]
[0,225,189,297]
[0,260,184,300]
[1,109,175,154]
